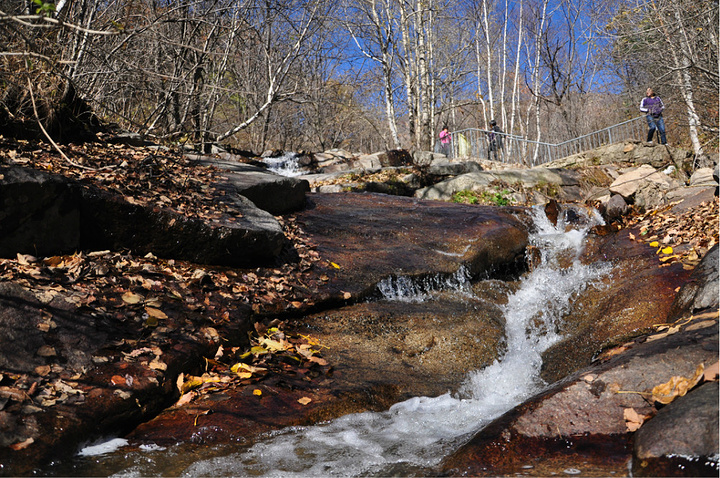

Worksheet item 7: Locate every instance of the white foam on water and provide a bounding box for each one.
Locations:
[376,266,473,302]
[263,153,303,177]
[177,205,612,477]
[79,438,129,457]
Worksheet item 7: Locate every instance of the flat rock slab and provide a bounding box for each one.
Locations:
[292,192,531,301]
[415,168,581,201]
[295,281,514,399]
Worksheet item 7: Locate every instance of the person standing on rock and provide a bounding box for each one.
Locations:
[639,88,667,144]
[487,120,504,161]
[439,126,452,158]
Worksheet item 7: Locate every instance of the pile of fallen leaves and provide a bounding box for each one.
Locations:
[623,196,719,269]
[1,137,246,221]
[177,323,331,408]
[0,136,334,414]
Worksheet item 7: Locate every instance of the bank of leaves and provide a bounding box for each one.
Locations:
[0,136,330,414]
[623,196,719,269]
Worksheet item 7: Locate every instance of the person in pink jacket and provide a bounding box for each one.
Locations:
[439,126,451,157]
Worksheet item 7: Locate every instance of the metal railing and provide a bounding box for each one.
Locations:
[448,116,647,167]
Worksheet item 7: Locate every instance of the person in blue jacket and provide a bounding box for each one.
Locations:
[640,88,667,144]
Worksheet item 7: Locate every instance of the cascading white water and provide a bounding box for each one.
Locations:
[376,266,473,302]
[263,153,304,177]
[169,205,612,477]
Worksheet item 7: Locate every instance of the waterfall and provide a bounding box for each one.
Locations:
[376,266,473,302]
[262,153,304,177]
[169,205,612,477]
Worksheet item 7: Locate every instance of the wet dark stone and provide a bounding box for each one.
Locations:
[669,244,719,320]
[633,381,719,477]
[293,192,530,302]
[441,317,718,477]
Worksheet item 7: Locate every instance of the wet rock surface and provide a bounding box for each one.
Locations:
[441,313,719,477]
[293,193,530,297]
[540,226,693,384]
[295,287,509,398]
[632,381,719,476]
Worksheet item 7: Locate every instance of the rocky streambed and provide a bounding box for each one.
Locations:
[0,138,718,476]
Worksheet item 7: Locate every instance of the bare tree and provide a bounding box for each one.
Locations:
[344,0,402,149]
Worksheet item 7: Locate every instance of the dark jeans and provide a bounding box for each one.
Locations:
[646,115,667,144]
[440,142,451,157]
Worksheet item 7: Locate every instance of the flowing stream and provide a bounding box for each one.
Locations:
[67,205,611,476]
[262,153,304,177]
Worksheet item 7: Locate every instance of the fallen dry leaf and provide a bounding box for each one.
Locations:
[703,362,719,382]
[298,397,312,405]
[651,364,704,405]
[149,358,167,371]
[623,407,647,432]
[9,437,34,451]
[122,291,144,304]
[145,307,167,319]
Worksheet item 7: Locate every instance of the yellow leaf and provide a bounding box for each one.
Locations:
[253,389,262,396]
[330,262,341,269]
[122,291,144,304]
[649,241,660,248]
[193,410,210,426]
[230,363,266,377]
[145,307,167,319]
[260,338,289,352]
[651,364,704,404]
[250,345,269,355]
[661,246,673,255]
[145,297,162,308]
[181,375,204,394]
[298,397,312,405]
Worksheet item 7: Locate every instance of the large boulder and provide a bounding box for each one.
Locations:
[608,164,678,199]
[191,158,310,214]
[0,165,286,267]
[296,281,511,398]
[632,381,719,476]
[0,165,81,258]
[293,192,531,300]
[668,244,719,320]
[545,141,693,172]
